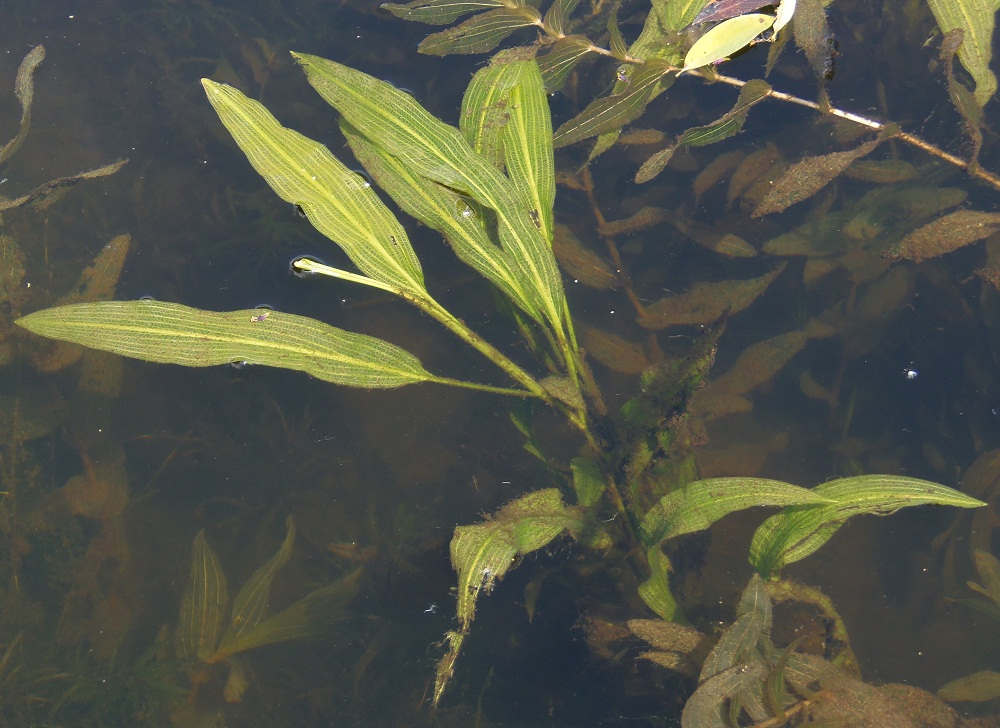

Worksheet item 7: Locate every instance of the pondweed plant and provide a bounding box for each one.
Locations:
[15,0,992,718]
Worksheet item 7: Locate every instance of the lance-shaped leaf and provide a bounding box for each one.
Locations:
[175,530,229,661]
[638,547,684,621]
[651,0,712,31]
[683,14,775,71]
[553,60,675,147]
[293,53,566,333]
[342,122,543,323]
[538,35,597,92]
[435,489,584,705]
[750,475,986,577]
[0,45,44,165]
[636,79,771,183]
[380,0,506,25]
[699,575,771,681]
[887,210,1000,263]
[418,6,542,56]
[218,517,296,655]
[202,79,426,297]
[214,567,362,658]
[17,301,438,389]
[639,477,834,546]
[927,0,997,107]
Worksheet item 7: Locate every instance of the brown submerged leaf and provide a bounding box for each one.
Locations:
[599,206,669,237]
[552,224,618,290]
[887,209,1000,262]
[579,323,650,374]
[753,134,888,217]
[694,149,745,202]
[727,142,781,204]
[638,264,785,329]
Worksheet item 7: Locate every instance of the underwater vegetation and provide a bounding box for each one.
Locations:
[6,0,1000,724]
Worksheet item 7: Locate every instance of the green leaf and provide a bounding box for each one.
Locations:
[639,477,834,547]
[17,301,437,389]
[927,0,998,106]
[939,670,1000,702]
[418,6,541,55]
[635,79,771,183]
[380,0,506,25]
[608,3,629,58]
[219,517,296,654]
[638,547,685,622]
[552,60,674,147]
[543,0,580,36]
[699,575,771,681]
[220,567,363,657]
[294,53,567,335]
[341,123,543,324]
[537,36,597,92]
[201,80,426,297]
[683,14,775,71]
[570,456,606,507]
[175,530,229,662]
[750,475,986,577]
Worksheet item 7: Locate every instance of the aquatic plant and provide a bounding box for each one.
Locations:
[13,0,997,720]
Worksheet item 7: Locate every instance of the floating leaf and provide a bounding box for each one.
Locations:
[17,301,438,389]
[202,79,426,297]
[752,134,886,217]
[683,14,775,71]
[639,477,833,546]
[927,0,998,106]
[176,530,229,662]
[0,45,44,165]
[380,0,505,25]
[773,0,796,32]
[887,210,1000,263]
[750,475,985,577]
[638,264,785,329]
[652,0,713,31]
[418,6,541,56]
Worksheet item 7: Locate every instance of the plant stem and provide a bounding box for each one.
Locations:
[427,376,540,398]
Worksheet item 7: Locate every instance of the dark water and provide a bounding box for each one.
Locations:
[1,0,999,725]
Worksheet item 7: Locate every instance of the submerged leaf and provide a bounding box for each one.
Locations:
[176,531,229,662]
[638,547,684,621]
[552,225,619,290]
[752,134,885,217]
[0,159,127,212]
[538,35,597,92]
[0,45,44,165]
[750,475,985,577]
[927,0,998,106]
[638,265,785,329]
[887,210,1000,263]
[579,323,650,374]
[17,301,437,389]
[938,670,1000,702]
[640,478,834,546]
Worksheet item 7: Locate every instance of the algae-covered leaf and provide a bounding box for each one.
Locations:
[552,60,674,148]
[435,489,584,705]
[552,225,618,290]
[202,79,425,297]
[938,670,1000,702]
[294,54,566,334]
[926,0,998,107]
[791,0,833,81]
[699,574,771,681]
[638,264,785,329]
[578,323,650,374]
[750,475,985,577]
[752,134,885,217]
[380,0,505,25]
[570,456,607,507]
[176,530,229,662]
[0,159,127,212]
[17,301,437,389]
[887,210,1000,263]
[418,6,541,55]
[683,14,775,71]
[682,661,768,728]
[219,517,296,653]
[220,567,362,657]
[631,618,708,674]
[0,45,44,165]
[639,477,833,546]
